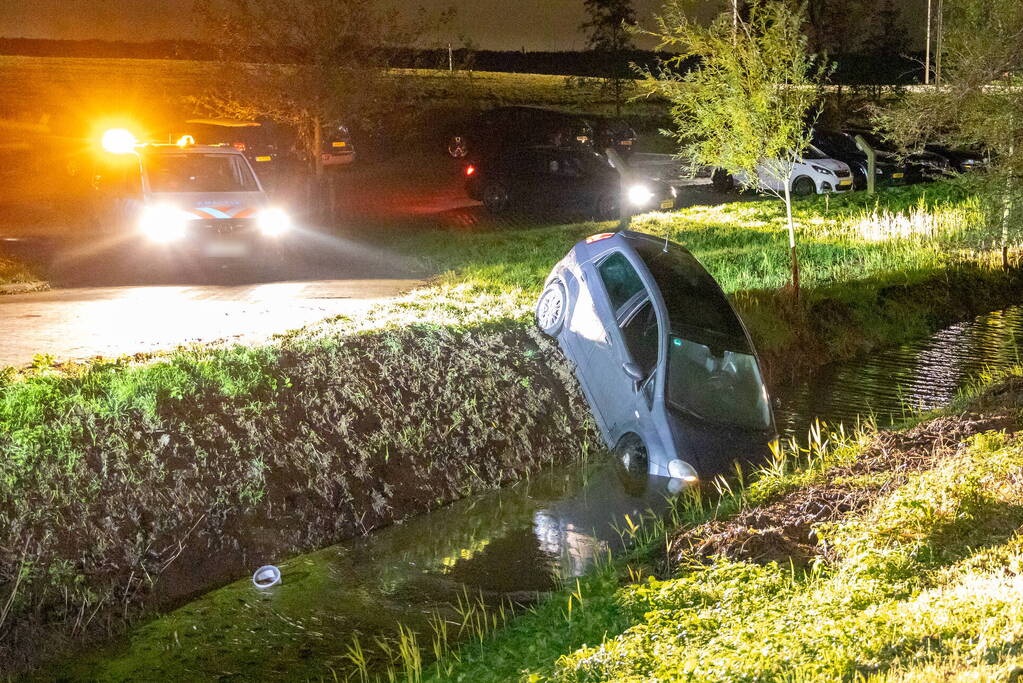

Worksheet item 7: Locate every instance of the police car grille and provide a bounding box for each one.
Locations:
[196,220,253,235]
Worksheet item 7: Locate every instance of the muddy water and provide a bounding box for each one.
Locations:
[60,307,1023,680]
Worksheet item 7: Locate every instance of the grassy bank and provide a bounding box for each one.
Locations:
[0,251,44,291]
[3,180,1020,674]
[398,181,1019,384]
[0,294,598,674]
[427,368,1023,681]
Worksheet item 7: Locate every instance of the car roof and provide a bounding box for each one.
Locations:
[137,144,247,156]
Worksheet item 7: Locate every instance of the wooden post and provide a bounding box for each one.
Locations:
[925,0,932,85]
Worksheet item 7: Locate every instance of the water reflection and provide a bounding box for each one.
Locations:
[776,306,1023,436]
[65,465,681,679]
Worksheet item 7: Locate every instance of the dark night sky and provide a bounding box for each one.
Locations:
[3,0,928,51]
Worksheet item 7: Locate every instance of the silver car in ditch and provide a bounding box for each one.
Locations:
[535,231,776,480]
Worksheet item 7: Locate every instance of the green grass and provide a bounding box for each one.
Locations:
[395,181,1015,382]
[2,177,1020,675]
[426,372,1023,682]
[0,253,42,288]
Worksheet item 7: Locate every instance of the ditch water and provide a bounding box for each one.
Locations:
[60,306,1023,679]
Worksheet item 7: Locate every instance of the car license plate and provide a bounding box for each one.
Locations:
[660,199,675,210]
[839,179,853,186]
[893,172,904,178]
[205,241,248,258]
[332,141,347,148]
[256,156,272,162]
[621,140,633,146]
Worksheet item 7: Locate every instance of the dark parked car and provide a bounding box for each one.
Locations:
[465,146,676,219]
[448,106,595,159]
[591,116,639,157]
[181,119,283,181]
[321,124,356,167]
[811,130,908,190]
[536,231,777,479]
[925,145,989,174]
[846,129,951,183]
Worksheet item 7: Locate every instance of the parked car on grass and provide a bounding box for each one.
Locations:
[180,119,282,179]
[811,129,907,190]
[714,145,854,195]
[321,124,356,167]
[925,144,989,174]
[448,106,595,159]
[846,129,951,183]
[466,146,676,219]
[591,116,639,158]
[536,230,777,480]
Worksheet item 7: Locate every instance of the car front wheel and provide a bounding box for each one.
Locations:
[535,280,567,336]
[792,176,816,196]
[614,434,649,479]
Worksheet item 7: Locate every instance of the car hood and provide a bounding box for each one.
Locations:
[667,410,776,477]
[146,192,266,219]
[802,157,847,172]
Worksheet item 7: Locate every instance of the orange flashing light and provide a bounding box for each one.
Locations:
[585,232,615,244]
[176,135,195,148]
[465,165,476,176]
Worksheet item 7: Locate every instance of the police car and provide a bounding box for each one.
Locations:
[90,129,292,259]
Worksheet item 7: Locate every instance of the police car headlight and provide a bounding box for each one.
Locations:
[627,184,654,206]
[139,205,189,243]
[258,208,291,237]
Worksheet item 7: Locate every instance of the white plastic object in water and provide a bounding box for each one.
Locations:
[252,565,282,589]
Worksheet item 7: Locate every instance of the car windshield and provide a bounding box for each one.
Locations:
[818,132,861,155]
[667,337,772,429]
[631,236,771,429]
[801,145,829,160]
[146,153,258,193]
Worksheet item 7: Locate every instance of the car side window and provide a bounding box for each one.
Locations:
[621,299,660,376]
[598,251,646,314]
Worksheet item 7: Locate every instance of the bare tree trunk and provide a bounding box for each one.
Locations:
[935,0,944,86]
[925,0,932,85]
[1003,141,1014,269]
[784,182,800,300]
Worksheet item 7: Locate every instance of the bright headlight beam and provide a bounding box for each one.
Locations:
[258,208,291,237]
[139,205,189,243]
[627,184,654,206]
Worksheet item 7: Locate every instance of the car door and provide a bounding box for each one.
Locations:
[578,250,660,443]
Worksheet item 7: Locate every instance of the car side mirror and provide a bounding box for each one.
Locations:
[623,362,645,384]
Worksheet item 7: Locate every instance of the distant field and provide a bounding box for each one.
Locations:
[0,55,669,129]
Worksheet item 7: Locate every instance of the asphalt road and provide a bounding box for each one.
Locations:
[0,152,717,368]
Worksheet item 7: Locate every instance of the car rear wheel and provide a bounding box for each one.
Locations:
[614,434,649,479]
[595,193,619,221]
[792,176,816,196]
[448,136,468,158]
[535,280,567,336]
[482,183,510,213]
[711,169,735,193]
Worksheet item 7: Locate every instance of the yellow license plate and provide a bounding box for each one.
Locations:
[839,179,853,186]
[660,199,675,210]
[892,172,904,178]
[332,141,347,148]
[621,140,633,146]
[255,156,272,162]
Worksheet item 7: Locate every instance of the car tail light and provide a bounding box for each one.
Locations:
[465,165,476,176]
[585,232,615,244]
[233,142,247,152]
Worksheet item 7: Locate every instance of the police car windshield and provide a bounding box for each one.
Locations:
[147,153,258,193]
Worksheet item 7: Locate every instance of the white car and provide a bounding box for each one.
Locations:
[722,145,855,196]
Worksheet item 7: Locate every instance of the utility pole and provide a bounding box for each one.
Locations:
[925,0,931,84]
[448,42,453,72]
[935,0,943,86]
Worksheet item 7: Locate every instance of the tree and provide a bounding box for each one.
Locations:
[193,0,446,218]
[639,0,827,298]
[580,0,638,116]
[877,0,1023,266]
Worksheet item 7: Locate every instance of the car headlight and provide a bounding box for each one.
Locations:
[670,185,678,198]
[627,184,654,206]
[667,459,699,482]
[139,205,190,243]
[257,208,291,237]
[810,164,834,176]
